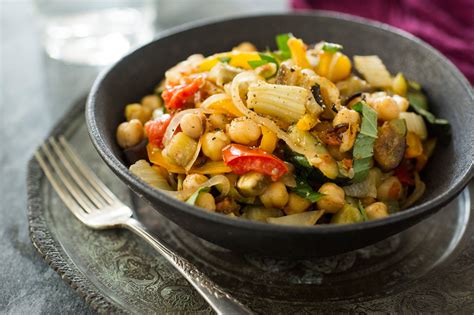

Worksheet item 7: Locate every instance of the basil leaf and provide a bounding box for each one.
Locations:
[321,42,343,53]
[248,59,269,69]
[275,33,292,60]
[292,178,325,203]
[407,92,428,111]
[218,56,231,63]
[259,53,277,64]
[186,187,210,205]
[353,102,378,137]
[352,102,378,183]
[353,134,375,159]
[358,200,369,221]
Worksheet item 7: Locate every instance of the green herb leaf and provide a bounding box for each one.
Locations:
[358,200,369,221]
[248,59,269,69]
[259,53,277,64]
[275,33,292,60]
[353,102,378,137]
[218,56,231,63]
[352,102,378,183]
[292,178,325,203]
[408,80,421,91]
[321,42,343,53]
[186,187,210,205]
[407,92,428,111]
[353,134,375,159]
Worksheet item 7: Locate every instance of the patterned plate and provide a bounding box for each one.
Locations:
[28,99,474,314]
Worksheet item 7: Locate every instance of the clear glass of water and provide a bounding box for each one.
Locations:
[34,0,156,65]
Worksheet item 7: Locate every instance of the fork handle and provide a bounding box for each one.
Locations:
[123,218,253,315]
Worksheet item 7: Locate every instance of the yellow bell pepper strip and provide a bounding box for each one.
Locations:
[287,37,311,69]
[203,94,244,117]
[405,132,423,158]
[296,114,318,131]
[147,143,231,174]
[315,51,351,82]
[259,126,278,153]
[198,52,260,72]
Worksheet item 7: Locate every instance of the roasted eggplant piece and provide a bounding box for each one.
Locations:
[374,119,407,171]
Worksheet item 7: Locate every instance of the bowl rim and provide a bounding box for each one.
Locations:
[87,11,474,235]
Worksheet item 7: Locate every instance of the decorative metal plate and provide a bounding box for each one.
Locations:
[28,100,473,314]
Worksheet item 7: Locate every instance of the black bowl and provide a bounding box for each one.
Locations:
[87,12,474,257]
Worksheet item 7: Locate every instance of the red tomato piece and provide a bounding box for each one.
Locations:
[144,114,172,149]
[222,144,288,181]
[162,76,202,111]
[394,161,415,186]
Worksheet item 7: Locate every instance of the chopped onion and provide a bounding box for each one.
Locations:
[402,172,426,209]
[184,138,202,172]
[399,112,428,140]
[266,210,325,226]
[166,174,230,201]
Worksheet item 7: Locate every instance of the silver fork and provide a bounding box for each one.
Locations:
[34,136,252,315]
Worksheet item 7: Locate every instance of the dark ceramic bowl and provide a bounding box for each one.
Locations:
[87,13,474,257]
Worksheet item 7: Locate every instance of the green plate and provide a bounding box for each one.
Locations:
[28,99,474,313]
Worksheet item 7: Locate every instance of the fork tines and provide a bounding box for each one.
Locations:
[34,137,118,219]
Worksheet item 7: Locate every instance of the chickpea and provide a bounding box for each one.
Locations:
[284,192,311,215]
[141,95,162,111]
[316,183,345,213]
[208,114,230,130]
[365,202,389,220]
[332,108,360,152]
[195,192,216,211]
[116,119,143,149]
[392,95,409,112]
[259,182,289,209]
[228,117,261,145]
[377,176,403,201]
[233,41,257,52]
[368,95,400,121]
[202,131,230,161]
[125,103,152,124]
[183,174,208,191]
[180,113,203,139]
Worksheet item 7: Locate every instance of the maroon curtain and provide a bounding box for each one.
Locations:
[292,0,474,84]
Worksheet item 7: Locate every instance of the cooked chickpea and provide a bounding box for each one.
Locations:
[259,182,289,209]
[392,95,409,112]
[183,174,208,191]
[228,117,261,145]
[365,202,389,220]
[141,95,162,111]
[180,113,203,139]
[233,41,257,52]
[208,114,230,130]
[368,95,400,121]
[202,131,230,161]
[316,183,345,213]
[332,108,360,152]
[125,103,152,124]
[377,176,403,201]
[284,192,311,215]
[116,119,143,149]
[195,192,216,211]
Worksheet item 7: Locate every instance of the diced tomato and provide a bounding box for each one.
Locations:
[394,161,415,186]
[162,76,203,111]
[144,114,172,149]
[222,144,288,181]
